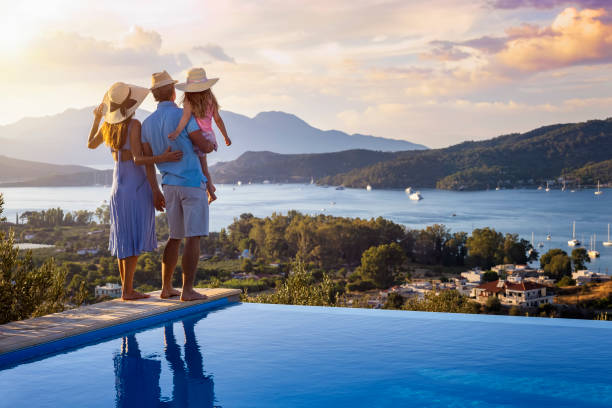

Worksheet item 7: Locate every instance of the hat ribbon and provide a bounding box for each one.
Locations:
[110,89,137,116]
[187,77,209,84]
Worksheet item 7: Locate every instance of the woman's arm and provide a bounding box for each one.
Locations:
[213,109,231,146]
[87,103,105,149]
[130,120,183,166]
[168,100,193,140]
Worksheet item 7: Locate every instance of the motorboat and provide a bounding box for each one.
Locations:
[409,191,423,201]
[405,187,412,194]
[366,184,372,191]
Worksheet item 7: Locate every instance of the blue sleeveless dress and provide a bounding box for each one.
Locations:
[108,122,157,259]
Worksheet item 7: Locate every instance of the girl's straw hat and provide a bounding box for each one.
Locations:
[176,68,219,93]
[102,82,149,124]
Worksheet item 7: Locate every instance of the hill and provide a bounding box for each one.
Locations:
[320,118,612,190]
[0,107,425,166]
[0,155,94,183]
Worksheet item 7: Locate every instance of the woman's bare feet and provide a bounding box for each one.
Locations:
[122,290,150,301]
[160,288,181,299]
[180,289,208,302]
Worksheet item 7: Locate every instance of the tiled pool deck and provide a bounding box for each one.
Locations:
[0,288,240,366]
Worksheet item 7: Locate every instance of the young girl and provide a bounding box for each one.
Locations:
[170,67,231,203]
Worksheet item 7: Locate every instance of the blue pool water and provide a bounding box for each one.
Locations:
[1,303,612,407]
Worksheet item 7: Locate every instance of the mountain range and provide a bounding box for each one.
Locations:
[0,107,425,166]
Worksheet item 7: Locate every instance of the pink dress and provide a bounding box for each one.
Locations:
[194,106,218,155]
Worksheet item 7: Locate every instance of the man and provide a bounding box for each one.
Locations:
[141,71,214,301]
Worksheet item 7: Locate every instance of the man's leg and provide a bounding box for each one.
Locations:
[180,236,207,301]
[161,238,181,298]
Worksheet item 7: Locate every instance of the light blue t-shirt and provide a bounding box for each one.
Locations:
[141,101,206,187]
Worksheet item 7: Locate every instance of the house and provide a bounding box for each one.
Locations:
[461,269,485,283]
[572,270,612,286]
[492,264,539,278]
[94,283,122,298]
[474,279,553,307]
[77,248,99,255]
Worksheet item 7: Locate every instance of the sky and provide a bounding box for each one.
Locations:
[1,0,612,148]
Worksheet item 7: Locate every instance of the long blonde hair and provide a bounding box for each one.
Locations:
[182,89,219,118]
[101,116,132,150]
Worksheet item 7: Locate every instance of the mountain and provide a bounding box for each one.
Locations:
[210,150,398,184]
[321,118,612,190]
[0,155,94,183]
[0,107,426,166]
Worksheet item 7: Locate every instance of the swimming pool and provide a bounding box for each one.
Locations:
[1,303,611,407]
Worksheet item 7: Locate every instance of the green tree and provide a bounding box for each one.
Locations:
[466,227,504,269]
[481,271,499,282]
[571,248,590,272]
[359,243,405,288]
[540,248,568,269]
[404,290,480,314]
[485,296,502,313]
[95,203,110,225]
[543,252,572,280]
[383,292,405,309]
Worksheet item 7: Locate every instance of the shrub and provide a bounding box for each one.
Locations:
[347,280,376,292]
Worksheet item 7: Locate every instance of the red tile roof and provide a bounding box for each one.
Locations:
[476,280,545,293]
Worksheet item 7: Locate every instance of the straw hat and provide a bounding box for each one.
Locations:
[176,67,218,93]
[102,82,149,124]
[150,70,178,90]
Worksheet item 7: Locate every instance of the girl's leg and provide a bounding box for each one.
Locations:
[122,255,150,300]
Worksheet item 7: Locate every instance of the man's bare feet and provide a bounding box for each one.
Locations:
[160,288,181,299]
[180,289,208,302]
[122,290,150,301]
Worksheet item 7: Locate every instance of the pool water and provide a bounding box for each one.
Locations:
[1,303,611,407]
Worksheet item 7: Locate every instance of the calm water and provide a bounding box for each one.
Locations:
[1,303,611,407]
[3,184,612,272]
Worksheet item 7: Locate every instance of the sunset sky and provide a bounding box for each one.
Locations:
[2,0,612,147]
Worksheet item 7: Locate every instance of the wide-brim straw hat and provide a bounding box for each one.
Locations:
[150,70,178,90]
[176,67,219,93]
[102,82,149,124]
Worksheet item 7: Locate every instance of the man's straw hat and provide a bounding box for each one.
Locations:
[150,70,178,90]
[176,67,218,93]
[102,82,149,124]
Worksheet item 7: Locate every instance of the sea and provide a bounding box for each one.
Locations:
[2,184,612,273]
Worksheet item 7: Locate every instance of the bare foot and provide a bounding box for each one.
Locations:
[122,291,150,301]
[160,288,181,299]
[180,289,208,302]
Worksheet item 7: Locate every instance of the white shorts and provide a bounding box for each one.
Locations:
[162,183,209,239]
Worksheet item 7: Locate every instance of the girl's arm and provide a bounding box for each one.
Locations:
[213,109,231,146]
[87,103,105,149]
[168,99,193,140]
[130,119,183,166]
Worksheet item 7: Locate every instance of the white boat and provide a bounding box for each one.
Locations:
[568,221,580,247]
[603,224,612,247]
[538,242,544,248]
[546,233,551,241]
[366,184,372,191]
[562,179,566,191]
[537,185,543,190]
[545,181,550,192]
[405,187,412,194]
[409,191,423,201]
[588,234,600,258]
[335,186,345,190]
[310,177,314,185]
[595,180,603,196]
[237,180,242,186]
[262,180,271,184]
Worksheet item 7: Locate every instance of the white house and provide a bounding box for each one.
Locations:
[474,279,553,307]
[94,283,122,298]
[572,270,612,286]
[461,269,486,283]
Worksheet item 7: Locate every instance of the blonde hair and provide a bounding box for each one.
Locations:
[182,89,219,118]
[101,116,132,150]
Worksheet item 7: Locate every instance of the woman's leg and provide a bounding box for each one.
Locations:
[117,258,125,287]
[121,255,150,300]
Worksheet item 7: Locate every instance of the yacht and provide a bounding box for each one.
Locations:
[366,184,372,191]
[237,180,242,186]
[588,234,600,259]
[546,233,551,241]
[405,187,412,194]
[409,191,423,201]
[561,179,566,191]
[568,221,580,247]
[595,180,603,196]
[545,181,550,192]
[603,224,612,247]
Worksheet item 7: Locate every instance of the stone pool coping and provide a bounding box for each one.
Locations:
[0,288,241,367]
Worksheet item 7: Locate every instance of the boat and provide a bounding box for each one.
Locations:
[588,234,600,259]
[538,242,544,248]
[568,221,580,247]
[237,180,242,186]
[405,187,412,194]
[595,180,603,196]
[603,224,612,247]
[310,177,314,185]
[335,186,345,190]
[562,179,566,191]
[366,184,372,191]
[545,181,550,192]
[262,180,271,184]
[537,185,543,190]
[409,191,423,201]
[546,233,551,241]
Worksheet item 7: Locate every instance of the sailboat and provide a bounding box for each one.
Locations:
[562,179,566,191]
[595,180,603,196]
[366,184,372,191]
[588,234,600,259]
[603,224,612,247]
[545,181,550,192]
[568,221,580,246]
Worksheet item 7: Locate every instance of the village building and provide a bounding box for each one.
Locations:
[572,270,612,286]
[94,283,122,298]
[474,279,553,307]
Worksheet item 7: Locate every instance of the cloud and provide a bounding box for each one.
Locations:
[192,43,236,63]
[490,0,611,9]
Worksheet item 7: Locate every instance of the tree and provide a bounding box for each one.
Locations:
[540,249,567,269]
[571,248,590,272]
[481,271,499,282]
[404,290,480,314]
[543,253,572,280]
[466,227,504,269]
[384,292,405,309]
[485,296,501,313]
[95,203,110,225]
[359,243,405,288]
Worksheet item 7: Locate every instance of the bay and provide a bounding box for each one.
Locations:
[2,184,612,273]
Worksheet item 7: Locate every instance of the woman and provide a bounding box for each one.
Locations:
[87,82,182,300]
